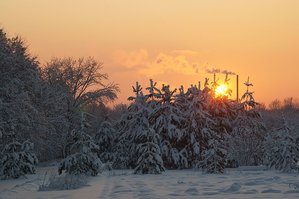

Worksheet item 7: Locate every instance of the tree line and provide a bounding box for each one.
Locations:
[0,29,298,179]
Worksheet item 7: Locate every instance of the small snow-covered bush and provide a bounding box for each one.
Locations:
[58,152,102,176]
[39,172,88,191]
[0,140,38,179]
[58,128,102,176]
[95,121,117,163]
[198,139,227,174]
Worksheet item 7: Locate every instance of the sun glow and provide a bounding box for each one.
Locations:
[215,84,229,97]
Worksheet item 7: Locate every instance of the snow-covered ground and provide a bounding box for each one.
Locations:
[0,166,299,199]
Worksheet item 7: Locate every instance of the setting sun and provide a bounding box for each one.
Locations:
[215,84,229,97]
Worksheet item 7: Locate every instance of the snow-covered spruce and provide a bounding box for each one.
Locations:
[151,84,188,169]
[134,128,165,174]
[116,77,269,172]
[58,128,102,176]
[114,82,147,168]
[229,109,265,166]
[0,29,44,160]
[95,121,117,163]
[176,84,214,168]
[228,77,265,166]
[198,136,227,174]
[197,79,234,173]
[264,117,299,172]
[0,140,38,179]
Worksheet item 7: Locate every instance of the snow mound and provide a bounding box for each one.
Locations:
[39,174,88,191]
[261,189,282,193]
[240,189,258,194]
[184,187,199,195]
[224,182,242,192]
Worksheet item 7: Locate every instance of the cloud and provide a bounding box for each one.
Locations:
[139,53,205,77]
[113,49,207,77]
[206,68,221,74]
[221,70,236,75]
[206,68,236,75]
[113,49,148,68]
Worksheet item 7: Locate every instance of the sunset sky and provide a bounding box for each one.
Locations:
[1,0,299,106]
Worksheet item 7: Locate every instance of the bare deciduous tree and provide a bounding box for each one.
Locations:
[268,99,281,110]
[42,57,119,108]
[41,57,119,157]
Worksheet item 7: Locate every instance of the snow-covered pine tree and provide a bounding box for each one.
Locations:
[114,82,150,168]
[145,79,161,116]
[146,79,162,101]
[174,85,189,113]
[199,74,236,173]
[0,136,38,179]
[210,73,219,93]
[131,79,165,174]
[134,122,165,174]
[174,84,212,168]
[264,116,299,172]
[198,104,229,173]
[229,109,265,166]
[95,121,116,163]
[0,29,45,160]
[58,113,102,176]
[199,136,227,173]
[229,77,266,166]
[241,77,257,111]
[152,84,188,169]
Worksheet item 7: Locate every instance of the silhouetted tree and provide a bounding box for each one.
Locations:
[269,99,282,110]
[41,57,119,157]
[0,29,45,157]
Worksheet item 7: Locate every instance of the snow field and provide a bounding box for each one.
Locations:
[0,166,299,199]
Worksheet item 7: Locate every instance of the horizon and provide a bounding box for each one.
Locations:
[1,0,299,106]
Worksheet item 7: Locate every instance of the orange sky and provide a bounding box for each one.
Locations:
[1,0,299,106]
